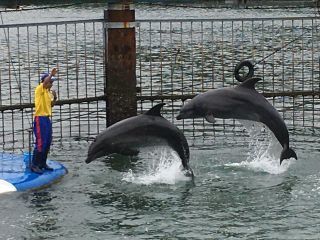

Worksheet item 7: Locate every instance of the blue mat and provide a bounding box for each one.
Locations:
[0,152,68,193]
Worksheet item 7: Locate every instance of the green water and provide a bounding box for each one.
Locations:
[1,128,320,239]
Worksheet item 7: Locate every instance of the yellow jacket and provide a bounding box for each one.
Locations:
[34,83,53,117]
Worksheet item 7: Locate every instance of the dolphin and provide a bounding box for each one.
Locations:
[176,77,297,164]
[86,103,193,176]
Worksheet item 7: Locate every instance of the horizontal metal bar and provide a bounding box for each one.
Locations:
[137,91,320,101]
[0,95,106,112]
[135,16,320,23]
[6,89,316,111]
[263,91,320,97]
[138,94,196,101]
[0,19,104,28]
[0,15,318,29]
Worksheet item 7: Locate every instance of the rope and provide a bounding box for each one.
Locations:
[254,32,305,66]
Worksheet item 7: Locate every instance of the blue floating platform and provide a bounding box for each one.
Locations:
[0,152,67,194]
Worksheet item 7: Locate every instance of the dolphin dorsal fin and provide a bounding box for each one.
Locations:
[145,103,165,116]
[239,77,262,89]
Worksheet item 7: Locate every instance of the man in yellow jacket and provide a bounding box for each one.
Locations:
[31,68,58,174]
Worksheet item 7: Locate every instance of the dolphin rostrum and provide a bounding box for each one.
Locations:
[176,77,297,164]
[86,103,193,176]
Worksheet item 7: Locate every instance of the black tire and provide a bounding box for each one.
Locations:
[234,60,254,82]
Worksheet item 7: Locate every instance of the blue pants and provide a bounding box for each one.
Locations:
[32,116,52,167]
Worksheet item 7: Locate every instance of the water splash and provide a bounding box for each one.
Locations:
[122,147,190,185]
[226,120,294,174]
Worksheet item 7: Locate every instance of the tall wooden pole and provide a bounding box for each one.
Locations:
[105,1,137,126]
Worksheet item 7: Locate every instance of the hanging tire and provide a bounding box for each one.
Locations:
[234,60,254,82]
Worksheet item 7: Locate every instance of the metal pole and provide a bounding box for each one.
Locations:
[27,128,32,169]
[104,0,137,126]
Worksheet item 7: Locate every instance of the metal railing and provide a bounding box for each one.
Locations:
[136,16,320,134]
[1,15,320,151]
[0,19,106,150]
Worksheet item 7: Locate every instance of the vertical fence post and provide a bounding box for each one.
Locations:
[104,0,137,126]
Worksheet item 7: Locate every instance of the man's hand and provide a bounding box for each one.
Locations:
[51,68,58,76]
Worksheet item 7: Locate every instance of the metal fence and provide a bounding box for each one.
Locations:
[136,17,320,136]
[1,15,320,151]
[0,19,106,151]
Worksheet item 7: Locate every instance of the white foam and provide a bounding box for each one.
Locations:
[122,147,190,185]
[226,120,295,174]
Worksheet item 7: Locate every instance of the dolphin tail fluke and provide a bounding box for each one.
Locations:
[179,163,194,178]
[280,147,297,165]
[182,166,194,178]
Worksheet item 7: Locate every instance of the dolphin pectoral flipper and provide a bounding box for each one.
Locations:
[205,114,215,123]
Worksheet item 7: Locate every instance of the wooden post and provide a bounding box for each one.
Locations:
[104,0,137,126]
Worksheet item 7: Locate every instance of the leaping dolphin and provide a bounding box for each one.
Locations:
[86,103,193,176]
[176,77,297,164]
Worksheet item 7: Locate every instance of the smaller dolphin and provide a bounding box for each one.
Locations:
[86,103,193,176]
[176,77,297,164]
